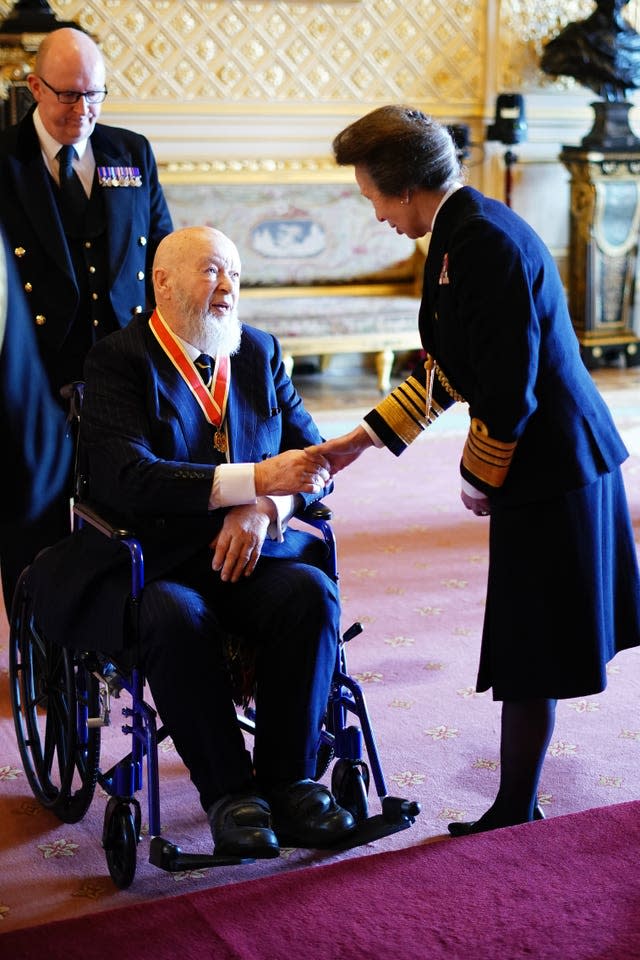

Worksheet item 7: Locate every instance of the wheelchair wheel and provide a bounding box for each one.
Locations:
[331,759,370,823]
[314,740,335,781]
[103,797,140,889]
[9,572,101,824]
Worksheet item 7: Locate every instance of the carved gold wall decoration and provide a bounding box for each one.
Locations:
[3,0,638,111]
[0,0,486,112]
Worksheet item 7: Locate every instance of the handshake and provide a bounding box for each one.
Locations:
[254,426,374,497]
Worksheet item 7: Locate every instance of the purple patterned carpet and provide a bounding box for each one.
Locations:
[0,390,638,936]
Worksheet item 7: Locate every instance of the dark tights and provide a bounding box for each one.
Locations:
[472,697,557,830]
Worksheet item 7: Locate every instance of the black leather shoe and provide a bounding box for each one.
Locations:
[268,779,356,847]
[208,793,280,859]
[447,803,545,837]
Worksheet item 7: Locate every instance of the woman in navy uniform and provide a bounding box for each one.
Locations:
[310,104,640,835]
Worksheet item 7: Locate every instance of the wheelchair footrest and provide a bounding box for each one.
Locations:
[148,836,255,871]
[301,808,419,853]
[381,795,421,823]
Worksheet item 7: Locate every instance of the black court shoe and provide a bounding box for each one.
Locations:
[447,803,546,837]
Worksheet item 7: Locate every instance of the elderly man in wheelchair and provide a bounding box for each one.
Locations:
[19,225,356,862]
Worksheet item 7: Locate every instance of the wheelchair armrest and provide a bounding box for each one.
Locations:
[296,499,333,524]
[75,499,334,544]
[293,500,337,580]
[75,499,332,536]
[73,501,137,542]
[73,502,145,598]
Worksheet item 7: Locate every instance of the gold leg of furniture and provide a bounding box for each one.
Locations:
[375,349,394,393]
[319,354,331,372]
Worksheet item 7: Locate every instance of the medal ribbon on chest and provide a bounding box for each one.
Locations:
[148,309,230,452]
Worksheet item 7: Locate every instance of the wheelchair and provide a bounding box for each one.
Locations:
[9,382,420,889]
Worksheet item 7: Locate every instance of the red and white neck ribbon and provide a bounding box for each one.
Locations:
[148,309,230,428]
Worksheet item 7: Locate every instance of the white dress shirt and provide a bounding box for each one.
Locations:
[178,335,294,542]
[33,108,95,197]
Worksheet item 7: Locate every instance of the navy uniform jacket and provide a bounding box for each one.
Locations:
[0,224,71,529]
[366,186,628,504]
[0,108,173,398]
[28,314,330,652]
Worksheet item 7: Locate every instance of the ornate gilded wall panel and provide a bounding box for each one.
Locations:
[0,0,486,113]
[4,1,640,113]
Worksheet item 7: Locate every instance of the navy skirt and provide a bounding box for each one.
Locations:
[477,467,640,700]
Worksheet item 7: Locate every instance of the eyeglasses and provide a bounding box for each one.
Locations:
[38,75,108,105]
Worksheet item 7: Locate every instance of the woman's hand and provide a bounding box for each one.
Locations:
[306,426,373,475]
[461,490,491,517]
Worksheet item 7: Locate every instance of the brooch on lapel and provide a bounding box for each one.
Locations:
[97,166,142,187]
[438,252,450,285]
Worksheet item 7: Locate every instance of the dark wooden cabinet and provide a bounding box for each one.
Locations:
[561,146,640,368]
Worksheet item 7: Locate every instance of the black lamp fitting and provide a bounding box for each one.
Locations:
[487,94,527,146]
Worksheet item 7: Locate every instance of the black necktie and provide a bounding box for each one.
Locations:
[195,353,213,389]
[57,144,88,230]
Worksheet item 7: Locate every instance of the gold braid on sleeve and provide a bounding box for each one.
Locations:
[375,375,440,445]
[463,417,517,489]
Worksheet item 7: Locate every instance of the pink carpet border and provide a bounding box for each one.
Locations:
[3,800,640,960]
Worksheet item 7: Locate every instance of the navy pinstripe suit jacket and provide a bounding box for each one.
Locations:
[28,314,329,652]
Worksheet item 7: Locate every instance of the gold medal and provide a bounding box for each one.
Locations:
[214,429,228,453]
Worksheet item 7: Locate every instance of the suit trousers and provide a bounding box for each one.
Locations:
[136,548,341,811]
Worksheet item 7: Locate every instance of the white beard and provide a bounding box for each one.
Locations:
[200,311,242,357]
[175,293,242,356]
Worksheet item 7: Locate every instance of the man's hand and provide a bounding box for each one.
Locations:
[210,501,273,582]
[306,426,373,475]
[254,448,331,497]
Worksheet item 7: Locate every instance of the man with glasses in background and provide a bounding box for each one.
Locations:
[0,27,173,615]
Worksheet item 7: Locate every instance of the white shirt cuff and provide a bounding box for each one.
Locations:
[461,477,486,499]
[210,463,256,509]
[361,419,384,447]
[209,465,294,541]
[264,495,295,542]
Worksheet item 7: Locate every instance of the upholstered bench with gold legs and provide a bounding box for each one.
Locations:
[161,160,425,391]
